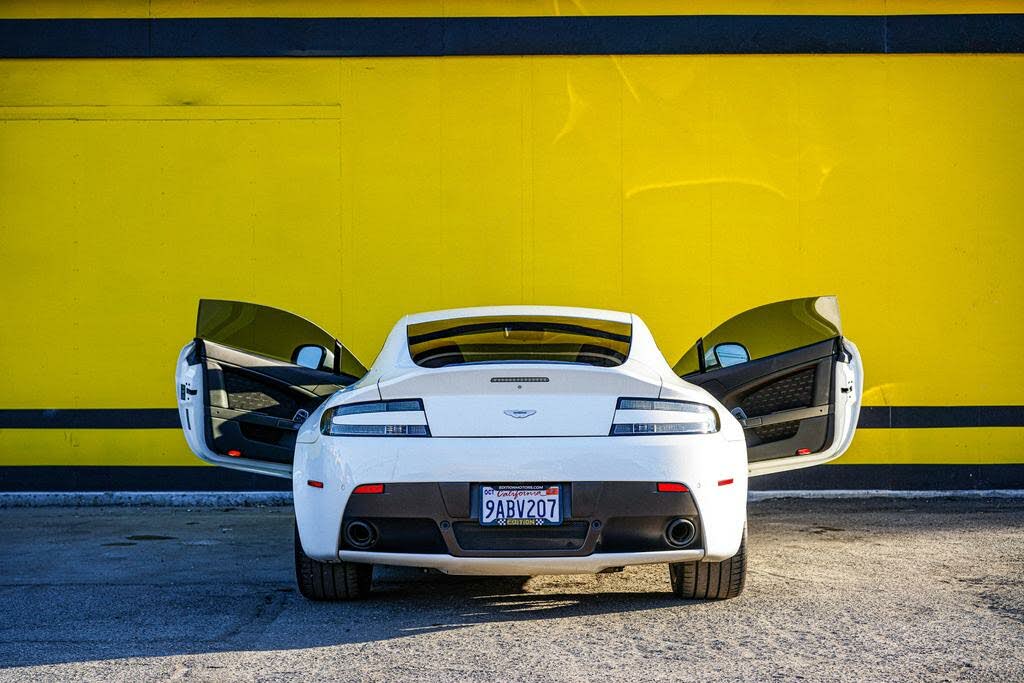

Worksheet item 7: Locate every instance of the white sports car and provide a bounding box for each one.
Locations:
[175,297,862,601]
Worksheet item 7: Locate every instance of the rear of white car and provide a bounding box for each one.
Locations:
[176,297,861,601]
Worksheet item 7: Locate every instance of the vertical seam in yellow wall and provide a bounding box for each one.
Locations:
[337,57,344,337]
[439,59,445,304]
[877,54,895,460]
[618,56,625,299]
[528,57,536,303]
[519,55,525,304]
[339,58,354,346]
[708,67,716,326]
[796,59,803,279]
[883,55,895,410]
[72,117,81,414]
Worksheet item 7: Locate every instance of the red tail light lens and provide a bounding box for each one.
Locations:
[718,478,734,487]
[307,480,324,489]
[353,483,384,495]
[657,482,689,493]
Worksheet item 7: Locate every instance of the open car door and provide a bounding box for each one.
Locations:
[675,296,863,477]
[175,300,366,478]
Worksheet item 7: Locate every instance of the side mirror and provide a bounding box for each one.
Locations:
[294,344,328,370]
[713,342,749,368]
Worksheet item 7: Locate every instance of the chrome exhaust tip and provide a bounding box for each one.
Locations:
[665,518,696,548]
[344,520,378,549]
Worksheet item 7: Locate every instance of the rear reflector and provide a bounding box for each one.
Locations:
[307,480,324,489]
[657,482,688,493]
[353,483,384,495]
[718,478,734,487]
[796,448,812,455]
[226,449,242,457]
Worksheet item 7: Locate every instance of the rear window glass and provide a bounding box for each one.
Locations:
[407,316,632,368]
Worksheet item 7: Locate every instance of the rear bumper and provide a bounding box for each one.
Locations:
[338,548,705,575]
[294,433,748,566]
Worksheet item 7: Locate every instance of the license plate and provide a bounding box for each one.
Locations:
[480,484,562,526]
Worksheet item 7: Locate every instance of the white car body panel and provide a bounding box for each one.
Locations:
[175,300,863,576]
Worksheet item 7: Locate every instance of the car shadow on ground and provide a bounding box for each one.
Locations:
[370,569,689,634]
[0,569,696,669]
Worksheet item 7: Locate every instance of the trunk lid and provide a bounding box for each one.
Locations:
[377,363,662,437]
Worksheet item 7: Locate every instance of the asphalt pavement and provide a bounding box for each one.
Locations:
[1,498,1021,682]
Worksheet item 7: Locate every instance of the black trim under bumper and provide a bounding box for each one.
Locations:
[339,482,702,558]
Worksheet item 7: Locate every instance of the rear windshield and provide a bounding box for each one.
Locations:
[407,315,632,368]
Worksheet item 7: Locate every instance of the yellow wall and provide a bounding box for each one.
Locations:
[5,0,1024,18]
[1,5,1023,468]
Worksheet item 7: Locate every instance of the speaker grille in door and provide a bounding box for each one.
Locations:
[223,371,299,418]
[739,368,816,418]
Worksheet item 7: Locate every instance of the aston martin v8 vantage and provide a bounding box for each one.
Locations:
[175,297,862,600]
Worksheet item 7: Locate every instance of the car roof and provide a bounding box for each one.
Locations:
[404,305,632,325]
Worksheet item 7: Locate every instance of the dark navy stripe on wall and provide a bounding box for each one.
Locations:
[858,406,1024,429]
[0,466,292,492]
[1,465,1021,492]
[0,406,1023,429]
[0,409,181,429]
[749,464,1024,491]
[0,14,1022,58]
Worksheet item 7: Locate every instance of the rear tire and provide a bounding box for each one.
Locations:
[668,526,746,600]
[294,523,372,601]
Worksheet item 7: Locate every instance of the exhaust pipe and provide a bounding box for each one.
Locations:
[344,520,378,549]
[665,518,696,548]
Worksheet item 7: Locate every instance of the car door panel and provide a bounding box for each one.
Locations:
[175,300,365,478]
[686,338,837,463]
[747,338,862,476]
[676,297,862,476]
[201,339,345,465]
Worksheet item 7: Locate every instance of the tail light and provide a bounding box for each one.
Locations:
[610,398,719,436]
[320,399,430,437]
